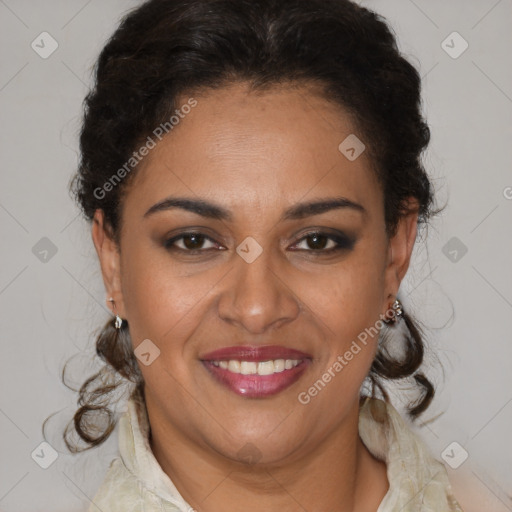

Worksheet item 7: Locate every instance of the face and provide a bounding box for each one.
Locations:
[92,81,418,465]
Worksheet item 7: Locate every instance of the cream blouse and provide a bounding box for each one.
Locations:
[87,396,463,511]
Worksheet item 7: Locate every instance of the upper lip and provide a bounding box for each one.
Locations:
[200,345,312,362]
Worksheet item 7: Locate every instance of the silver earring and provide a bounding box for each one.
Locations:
[108,297,123,330]
[383,298,403,324]
[389,298,403,323]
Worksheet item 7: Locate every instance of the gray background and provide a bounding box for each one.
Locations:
[0,0,511,510]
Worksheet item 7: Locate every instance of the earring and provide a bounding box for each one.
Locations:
[108,297,123,329]
[384,298,403,324]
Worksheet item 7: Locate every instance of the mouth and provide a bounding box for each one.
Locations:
[200,345,312,398]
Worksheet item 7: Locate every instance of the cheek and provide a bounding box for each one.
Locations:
[296,268,385,424]
[295,240,387,344]
[119,242,195,341]
[120,256,216,408]
[295,239,386,398]
[120,243,223,363]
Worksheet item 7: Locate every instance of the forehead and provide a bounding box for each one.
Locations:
[123,81,383,223]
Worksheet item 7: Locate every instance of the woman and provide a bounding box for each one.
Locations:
[65,0,463,510]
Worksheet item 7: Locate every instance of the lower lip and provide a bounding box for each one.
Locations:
[202,360,311,398]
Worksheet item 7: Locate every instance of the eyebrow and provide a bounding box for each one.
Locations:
[143,196,366,222]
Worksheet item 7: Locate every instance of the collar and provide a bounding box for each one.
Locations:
[117,392,192,510]
[358,398,462,511]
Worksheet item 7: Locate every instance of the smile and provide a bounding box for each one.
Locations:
[200,345,312,398]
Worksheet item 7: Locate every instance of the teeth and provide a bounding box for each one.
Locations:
[273,359,285,373]
[228,360,241,373]
[256,360,274,376]
[212,359,302,375]
[240,361,257,375]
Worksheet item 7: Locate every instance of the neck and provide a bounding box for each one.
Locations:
[146,396,388,512]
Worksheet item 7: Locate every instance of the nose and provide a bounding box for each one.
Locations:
[217,247,300,334]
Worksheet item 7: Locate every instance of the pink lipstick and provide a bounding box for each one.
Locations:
[200,345,312,398]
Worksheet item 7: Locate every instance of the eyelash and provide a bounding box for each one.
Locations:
[163,231,355,255]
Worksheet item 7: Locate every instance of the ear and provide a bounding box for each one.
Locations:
[91,209,126,318]
[382,197,419,309]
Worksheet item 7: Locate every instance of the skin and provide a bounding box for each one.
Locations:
[92,81,419,512]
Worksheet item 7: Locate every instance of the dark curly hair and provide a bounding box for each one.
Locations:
[59,0,441,453]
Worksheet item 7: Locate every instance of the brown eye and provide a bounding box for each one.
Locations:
[164,232,218,252]
[291,231,355,253]
[304,233,330,250]
[181,233,206,250]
